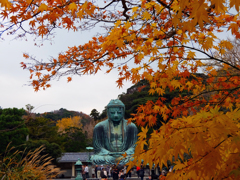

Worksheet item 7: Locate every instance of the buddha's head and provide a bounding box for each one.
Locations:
[107,99,125,122]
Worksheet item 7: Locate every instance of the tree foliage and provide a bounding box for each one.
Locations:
[38,108,93,126]
[0,108,28,154]
[56,115,83,133]
[26,116,60,142]
[90,108,100,122]
[61,127,88,152]
[2,0,240,179]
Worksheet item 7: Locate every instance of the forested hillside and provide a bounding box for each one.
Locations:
[36,108,93,126]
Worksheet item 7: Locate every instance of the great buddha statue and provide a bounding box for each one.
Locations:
[91,99,138,165]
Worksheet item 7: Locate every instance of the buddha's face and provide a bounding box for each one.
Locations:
[108,107,124,122]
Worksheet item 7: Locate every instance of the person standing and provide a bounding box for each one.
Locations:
[159,167,168,179]
[97,165,102,178]
[118,169,124,178]
[119,170,125,180]
[82,165,86,180]
[112,166,119,180]
[100,168,105,178]
[123,166,127,177]
[136,166,140,178]
[107,165,111,178]
[85,165,89,178]
[103,168,108,178]
[95,165,98,178]
[139,165,145,180]
[127,166,132,178]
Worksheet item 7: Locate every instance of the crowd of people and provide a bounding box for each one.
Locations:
[92,165,132,180]
[80,164,172,180]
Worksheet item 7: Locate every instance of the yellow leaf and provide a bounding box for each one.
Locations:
[149,89,155,95]
[170,79,181,88]
[156,40,162,47]
[150,82,157,88]
[38,3,48,12]
[211,0,226,13]
[115,20,121,27]
[230,0,240,12]
[187,51,196,59]
[68,2,77,13]
[155,87,165,95]
[132,6,138,12]
[0,0,11,8]
[142,11,151,20]
[122,152,127,158]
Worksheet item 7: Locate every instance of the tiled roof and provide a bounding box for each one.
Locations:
[58,152,94,163]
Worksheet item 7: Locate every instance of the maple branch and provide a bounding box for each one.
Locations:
[175,85,240,109]
[99,0,118,9]
[169,45,240,72]
[193,136,231,166]
[121,0,131,20]
[155,0,169,9]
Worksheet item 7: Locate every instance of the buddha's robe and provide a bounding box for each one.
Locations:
[91,119,138,165]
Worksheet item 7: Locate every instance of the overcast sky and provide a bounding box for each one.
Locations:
[0,28,133,115]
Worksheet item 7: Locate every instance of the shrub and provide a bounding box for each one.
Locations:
[0,144,61,180]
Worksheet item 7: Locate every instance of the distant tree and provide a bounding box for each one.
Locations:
[90,109,100,122]
[38,108,93,127]
[61,127,88,152]
[99,107,107,120]
[83,121,96,145]
[25,104,34,113]
[26,116,62,144]
[0,108,28,154]
[79,112,94,126]
[56,116,83,133]
[39,108,77,121]
[23,114,64,163]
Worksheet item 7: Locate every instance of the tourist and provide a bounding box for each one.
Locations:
[127,166,132,177]
[103,168,108,178]
[136,165,140,178]
[101,170,108,180]
[107,165,112,178]
[169,165,174,173]
[159,168,168,179]
[97,165,102,178]
[119,172,125,180]
[118,169,124,178]
[82,165,86,180]
[100,168,105,178]
[123,166,127,177]
[95,165,98,178]
[85,165,89,178]
[112,166,119,180]
[139,165,145,180]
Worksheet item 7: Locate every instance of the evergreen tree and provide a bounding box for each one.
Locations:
[0,108,28,154]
